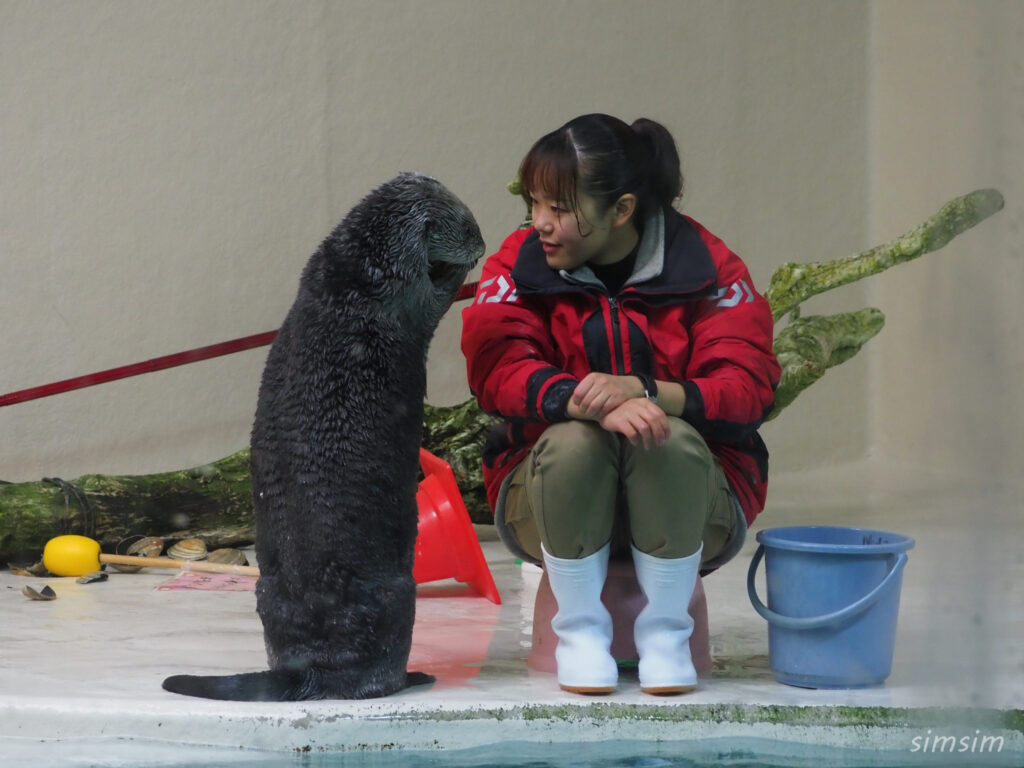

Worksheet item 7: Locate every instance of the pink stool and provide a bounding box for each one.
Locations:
[527,557,713,676]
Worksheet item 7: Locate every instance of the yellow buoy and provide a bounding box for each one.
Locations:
[43,534,103,577]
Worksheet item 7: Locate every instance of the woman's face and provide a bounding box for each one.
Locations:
[529,187,619,271]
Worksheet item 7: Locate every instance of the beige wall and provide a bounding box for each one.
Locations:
[869,0,1024,485]
[2,1,1013,490]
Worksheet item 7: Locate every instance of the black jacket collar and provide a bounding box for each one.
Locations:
[511,208,718,301]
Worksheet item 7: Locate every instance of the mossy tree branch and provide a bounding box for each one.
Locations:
[765,189,1004,321]
[768,309,886,418]
[0,189,1006,562]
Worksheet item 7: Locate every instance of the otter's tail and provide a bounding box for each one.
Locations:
[162,670,435,701]
[162,670,305,701]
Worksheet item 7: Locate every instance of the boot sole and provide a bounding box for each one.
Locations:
[559,684,617,695]
[641,684,697,695]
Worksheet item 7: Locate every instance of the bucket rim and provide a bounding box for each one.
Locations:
[755,525,915,554]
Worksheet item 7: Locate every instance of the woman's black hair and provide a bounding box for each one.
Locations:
[518,113,683,228]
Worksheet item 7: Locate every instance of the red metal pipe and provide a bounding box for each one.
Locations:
[0,331,280,407]
[0,281,480,408]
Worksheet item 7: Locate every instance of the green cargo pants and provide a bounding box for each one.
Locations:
[497,418,740,564]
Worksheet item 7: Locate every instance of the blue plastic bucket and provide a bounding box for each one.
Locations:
[747,526,914,689]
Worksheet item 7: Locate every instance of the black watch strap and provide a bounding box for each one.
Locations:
[634,372,658,404]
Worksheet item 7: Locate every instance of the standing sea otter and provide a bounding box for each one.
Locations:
[163,173,484,700]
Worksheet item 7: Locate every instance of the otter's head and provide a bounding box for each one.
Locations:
[318,172,484,327]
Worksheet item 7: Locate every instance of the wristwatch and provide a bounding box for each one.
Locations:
[634,373,658,405]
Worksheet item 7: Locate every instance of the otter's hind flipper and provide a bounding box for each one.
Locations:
[162,670,304,701]
[406,671,435,688]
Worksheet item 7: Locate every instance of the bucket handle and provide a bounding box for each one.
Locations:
[746,544,908,630]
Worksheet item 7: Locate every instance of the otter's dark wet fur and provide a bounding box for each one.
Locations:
[162,173,483,700]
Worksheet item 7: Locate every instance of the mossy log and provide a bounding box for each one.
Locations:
[0,406,500,563]
[0,189,1004,563]
[0,452,255,563]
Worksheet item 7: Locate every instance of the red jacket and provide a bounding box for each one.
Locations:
[461,208,780,525]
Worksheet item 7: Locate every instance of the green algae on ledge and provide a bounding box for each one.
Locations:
[399,702,1024,733]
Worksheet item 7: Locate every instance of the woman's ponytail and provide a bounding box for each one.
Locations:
[631,118,683,209]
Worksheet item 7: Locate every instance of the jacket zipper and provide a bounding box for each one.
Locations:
[607,295,626,374]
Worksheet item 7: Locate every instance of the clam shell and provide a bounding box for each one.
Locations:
[167,537,208,561]
[77,570,109,584]
[111,535,166,573]
[128,536,165,558]
[206,548,249,566]
[22,584,57,601]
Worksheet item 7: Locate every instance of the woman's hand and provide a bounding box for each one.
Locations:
[570,372,644,419]
[598,397,670,450]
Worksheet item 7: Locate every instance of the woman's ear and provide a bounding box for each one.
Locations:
[612,194,638,228]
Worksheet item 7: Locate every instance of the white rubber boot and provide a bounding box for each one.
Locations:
[541,543,618,694]
[632,544,703,694]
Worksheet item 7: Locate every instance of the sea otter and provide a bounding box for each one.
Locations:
[162,173,484,700]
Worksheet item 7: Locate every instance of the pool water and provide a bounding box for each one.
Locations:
[5,737,1021,768]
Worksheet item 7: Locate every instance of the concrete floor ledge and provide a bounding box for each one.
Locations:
[2,460,1021,762]
[3,701,1023,756]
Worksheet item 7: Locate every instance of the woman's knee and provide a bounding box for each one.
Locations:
[666,417,714,462]
[628,417,714,476]
[527,421,619,559]
[624,419,716,557]
[532,420,619,479]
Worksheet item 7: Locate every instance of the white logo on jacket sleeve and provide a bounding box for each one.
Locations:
[476,274,518,304]
[713,279,755,308]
